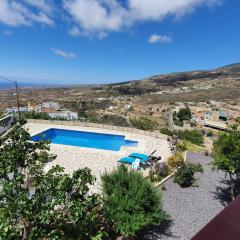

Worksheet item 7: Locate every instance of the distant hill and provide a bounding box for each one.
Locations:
[106,63,240,95]
[222,63,240,72]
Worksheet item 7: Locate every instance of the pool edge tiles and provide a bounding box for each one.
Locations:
[31,128,138,152]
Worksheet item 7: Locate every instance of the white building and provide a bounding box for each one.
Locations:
[41,101,60,111]
[6,107,29,114]
[48,110,78,120]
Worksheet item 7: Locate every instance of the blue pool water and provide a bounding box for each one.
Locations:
[31,128,138,151]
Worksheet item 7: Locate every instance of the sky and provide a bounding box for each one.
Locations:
[0,0,239,85]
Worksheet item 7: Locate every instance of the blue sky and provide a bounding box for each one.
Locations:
[0,0,239,85]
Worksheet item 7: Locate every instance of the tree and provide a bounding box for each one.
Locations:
[101,165,167,239]
[177,108,192,122]
[213,124,240,199]
[0,125,104,239]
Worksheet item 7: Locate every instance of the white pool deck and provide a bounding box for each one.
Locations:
[25,122,172,192]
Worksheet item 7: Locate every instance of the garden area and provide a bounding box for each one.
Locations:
[1,121,239,239]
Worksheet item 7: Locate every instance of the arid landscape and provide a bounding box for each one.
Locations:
[1,63,240,126]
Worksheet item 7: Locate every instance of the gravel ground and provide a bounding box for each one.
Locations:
[143,152,227,240]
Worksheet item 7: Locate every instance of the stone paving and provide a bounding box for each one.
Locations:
[25,123,172,192]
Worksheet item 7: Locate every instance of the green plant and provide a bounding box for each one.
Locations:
[189,163,203,173]
[149,163,170,182]
[21,111,52,120]
[213,124,240,199]
[177,140,204,153]
[160,128,174,136]
[160,129,203,146]
[130,117,159,131]
[174,164,195,188]
[178,130,203,146]
[167,152,184,168]
[101,165,167,238]
[98,114,130,127]
[177,108,192,122]
[0,125,104,239]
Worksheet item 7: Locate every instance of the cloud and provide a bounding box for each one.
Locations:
[0,0,54,27]
[148,34,172,44]
[69,26,81,37]
[64,0,221,36]
[23,0,53,14]
[51,48,76,60]
[0,0,222,37]
[63,0,129,33]
[3,30,13,35]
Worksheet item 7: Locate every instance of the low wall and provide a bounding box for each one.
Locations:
[0,115,13,135]
[27,119,168,140]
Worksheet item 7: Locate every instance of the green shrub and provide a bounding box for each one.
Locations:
[159,129,203,146]
[177,108,192,122]
[98,114,130,127]
[189,163,203,173]
[174,119,184,127]
[130,117,159,131]
[167,152,184,168]
[177,140,204,153]
[160,128,174,136]
[177,130,203,146]
[174,164,195,188]
[177,142,188,152]
[21,111,51,120]
[101,165,167,238]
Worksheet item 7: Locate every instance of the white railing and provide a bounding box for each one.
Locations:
[0,115,13,135]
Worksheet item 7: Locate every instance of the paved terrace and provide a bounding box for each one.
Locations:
[25,122,172,192]
[143,152,227,240]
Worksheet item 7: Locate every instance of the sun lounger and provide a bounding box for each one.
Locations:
[128,153,149,161]
[118,157,147,164]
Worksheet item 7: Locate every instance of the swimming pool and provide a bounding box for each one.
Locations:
[31,128,138,151]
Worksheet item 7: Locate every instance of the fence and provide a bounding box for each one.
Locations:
[0,115,14,135]
[27,119,168,140]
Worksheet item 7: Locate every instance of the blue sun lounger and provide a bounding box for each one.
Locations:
[118,150,157,165]
[118,157,147,164]
[128,153,149,161]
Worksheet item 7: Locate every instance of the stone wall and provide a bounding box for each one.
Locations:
[27,119,168,140]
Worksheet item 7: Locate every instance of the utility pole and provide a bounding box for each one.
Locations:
[14,81,20,120]
[0,75,21,120]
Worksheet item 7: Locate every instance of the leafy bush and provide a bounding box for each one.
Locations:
[177,130,203,146]
[21,111,51,120]
[101,165,167,238]
[174,164,195,188]
[160,128,174,136]
[167,152,184,168]
[213,124,240,199]
[130,117,159,131]
[98,114,130,127]
[159,128,203,146]
[177,108,192,122]
[174,119,184,127]
[0,125,104,239]
[189,163,203,173]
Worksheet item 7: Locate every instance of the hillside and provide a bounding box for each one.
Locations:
[106,64,240,95]
[1,63,240,110]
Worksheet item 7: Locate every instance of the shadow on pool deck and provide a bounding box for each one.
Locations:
[143,152,229,240]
